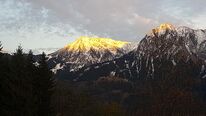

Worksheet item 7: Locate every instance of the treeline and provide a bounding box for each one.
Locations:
[0,44,54,116]
[116,57,206,115]
[0,43,126,116]
[53,80,126,116]
[68,57,206,116]
[2,42,206,116]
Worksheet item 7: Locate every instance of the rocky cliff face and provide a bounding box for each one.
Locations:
[47,36,135,76]
[70,24,206,81]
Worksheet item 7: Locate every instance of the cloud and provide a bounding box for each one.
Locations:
[27,0,206,38]
[1,0,206,50]
[0,0,85,51]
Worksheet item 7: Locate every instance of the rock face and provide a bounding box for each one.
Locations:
[139,24,206,61]
[133,23,206,78]
[47,36,136,78]
[70,24,206,81]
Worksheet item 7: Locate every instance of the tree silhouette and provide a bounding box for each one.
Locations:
[25,50,39,116]
[36,52,55,116]
[0,42,9,116]
[0,45,56,116]
[9,46,33,116]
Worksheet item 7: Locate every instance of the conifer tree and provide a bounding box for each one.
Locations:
[0,42,7,115]
[8,46,36,116]
[10,46,28,115]
[25,50,38,116]
[36,52,55,116]
[0,43,16,116]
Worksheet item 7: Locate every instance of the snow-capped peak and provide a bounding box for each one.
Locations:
[48,36,136,73]
[148,23,175,37]
[64,36,128,52]
[155,23,175,32]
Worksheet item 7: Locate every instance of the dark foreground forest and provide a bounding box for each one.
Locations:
[1,42,206,116]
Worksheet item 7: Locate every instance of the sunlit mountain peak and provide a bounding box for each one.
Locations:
[159,23,174,30]
[153,23,175,34]
[65,36,128,52]
[146,23,176,36]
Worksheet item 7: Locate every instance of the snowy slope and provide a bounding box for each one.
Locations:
[70,24,206,81]
[47,36,136,75]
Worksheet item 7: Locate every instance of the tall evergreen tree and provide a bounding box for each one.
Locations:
[0,43,17,116]
[0,42,7,115]
[0,46,55,116]
[25,50,38,116]
[10,46,32,116]
[36,52,55,116]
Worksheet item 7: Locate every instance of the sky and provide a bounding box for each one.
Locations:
[1,0,206,52]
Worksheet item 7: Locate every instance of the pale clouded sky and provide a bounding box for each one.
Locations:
[0,0,206,51]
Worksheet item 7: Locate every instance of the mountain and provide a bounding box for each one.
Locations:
[47,36,136,77]
[70,24,206,81]
[25,48,60,55]
[139,23,206,61]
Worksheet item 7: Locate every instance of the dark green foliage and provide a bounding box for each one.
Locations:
[0,46,55,116]
[53,80,126,116]
[125,57,206,116]
[25,50,39,116]
[9,46,31,116]
[0,43,10,116]
[35,52,55,116]
[1,43,206,116]
[55,56,206,116]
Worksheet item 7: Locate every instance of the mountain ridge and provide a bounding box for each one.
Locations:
[64,36,129,53]
[66,24,206,81]
[47,36,136,75]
